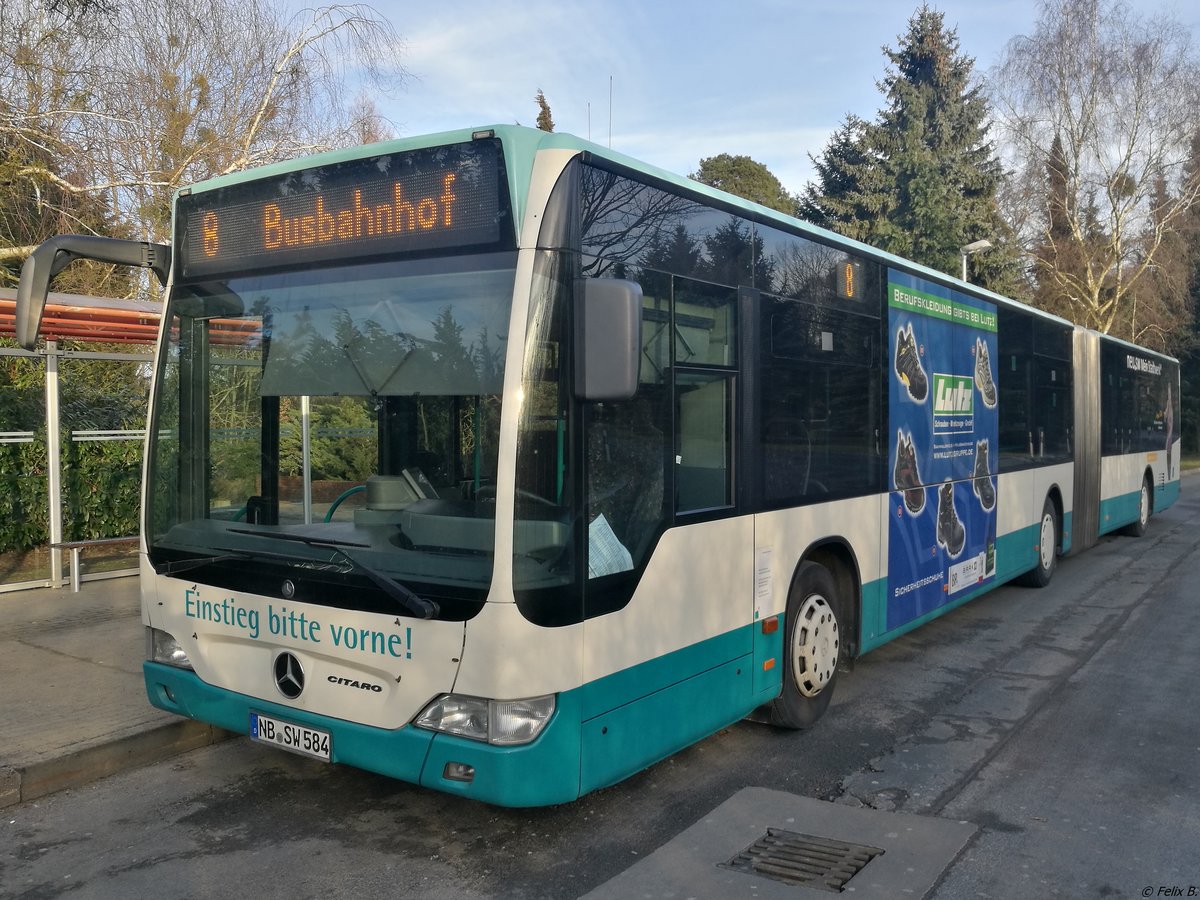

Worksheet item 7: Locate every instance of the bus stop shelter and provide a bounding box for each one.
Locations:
[0,287,159,591]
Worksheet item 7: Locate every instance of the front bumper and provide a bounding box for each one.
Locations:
[144,661,584,807]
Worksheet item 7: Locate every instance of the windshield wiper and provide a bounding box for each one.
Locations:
[330,545,440,620]
[228,527,370,548]
[224,528,440,620]
[153,551,251,576]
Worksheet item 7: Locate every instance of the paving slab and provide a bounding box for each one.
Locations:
[0,577,229,809]
[930,523,1200,898]
[580,786,975,900]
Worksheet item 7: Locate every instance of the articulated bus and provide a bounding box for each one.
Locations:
[16,125,1180,806]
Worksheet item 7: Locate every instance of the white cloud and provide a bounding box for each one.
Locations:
[387,0,654,135]
[355,0,1086,195]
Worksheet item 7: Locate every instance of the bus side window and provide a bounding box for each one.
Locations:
[585,392,668,575]
[997,306,1033,469]
[758,292,879,504]
[762,405,811,500]
[675,372,732,512]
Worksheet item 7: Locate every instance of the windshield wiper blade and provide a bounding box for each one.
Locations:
[227,527,370,549]
[223,529,439,620]
[153,551,250,576]
[331,545,440,620]
[212,545,347,574]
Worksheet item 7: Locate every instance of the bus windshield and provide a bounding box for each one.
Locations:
[146,252,515,611]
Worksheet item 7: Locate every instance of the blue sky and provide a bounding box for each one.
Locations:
[359,0,1197,196]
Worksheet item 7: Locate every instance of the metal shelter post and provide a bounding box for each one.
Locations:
[302,395,313,523]
[44,339,63,586]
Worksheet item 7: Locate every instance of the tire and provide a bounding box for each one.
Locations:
[1121,477,1152,538]
[1018,496,1058,588]
[769,562,843,729]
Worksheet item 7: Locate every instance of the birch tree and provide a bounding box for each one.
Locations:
[1,0,404,287]
[991,0,1200,349]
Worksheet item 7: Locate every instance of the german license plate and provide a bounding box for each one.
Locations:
[250,712,331,762]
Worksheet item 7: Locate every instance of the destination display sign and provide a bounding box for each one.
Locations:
[177,138,509,278]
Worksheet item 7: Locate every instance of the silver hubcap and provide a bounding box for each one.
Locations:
[792,594,839,698]
[1140,485,1150,526]
[1039,512,1055,570]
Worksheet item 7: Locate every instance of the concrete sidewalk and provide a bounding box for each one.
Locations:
[0,576,227,809]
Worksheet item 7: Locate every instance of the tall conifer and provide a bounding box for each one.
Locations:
[802,5,1022,293]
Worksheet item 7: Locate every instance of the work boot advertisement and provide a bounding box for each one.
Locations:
[887,270,999,632]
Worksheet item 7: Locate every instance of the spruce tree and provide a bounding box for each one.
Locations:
[534,90,555,133]
[802,5,1023,294]
[799,114,886,243]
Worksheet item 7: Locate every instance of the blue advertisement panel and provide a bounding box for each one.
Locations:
[887,270,999,631]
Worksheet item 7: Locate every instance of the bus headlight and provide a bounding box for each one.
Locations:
[415,694,555,745]
[147,627,193,669]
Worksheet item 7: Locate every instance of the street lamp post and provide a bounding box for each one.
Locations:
[959,239,993,282]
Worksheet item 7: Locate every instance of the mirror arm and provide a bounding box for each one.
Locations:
[15,235,172,349]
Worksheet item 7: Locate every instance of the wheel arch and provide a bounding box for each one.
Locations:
[1044,483,1065,553]
[791,538,862,659]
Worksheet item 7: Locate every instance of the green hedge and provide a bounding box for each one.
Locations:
[0,435,141,552]
[63,437,142,541]
[0,440,50,553]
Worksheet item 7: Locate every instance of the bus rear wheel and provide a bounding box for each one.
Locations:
[1122,476,1152,537]
[769,562,843,729]
[1018,496,1058,588]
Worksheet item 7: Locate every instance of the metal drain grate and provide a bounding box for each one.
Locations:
[720,827,885,893]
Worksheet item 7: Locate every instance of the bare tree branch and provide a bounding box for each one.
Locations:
[1,0,407,267]
[990,0,1200,348]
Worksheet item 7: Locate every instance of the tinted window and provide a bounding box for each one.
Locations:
[1102,341,1178,456]
[760,293,881,505]
[997,307,1072,468]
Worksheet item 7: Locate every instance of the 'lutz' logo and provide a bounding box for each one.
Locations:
[933,375,974,415]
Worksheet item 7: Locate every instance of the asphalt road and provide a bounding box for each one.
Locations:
[4,482,1199,900]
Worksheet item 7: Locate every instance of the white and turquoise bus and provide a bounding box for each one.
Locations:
[16,125,1180,806]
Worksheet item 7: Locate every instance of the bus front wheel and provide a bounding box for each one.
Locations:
[769,561,843,729]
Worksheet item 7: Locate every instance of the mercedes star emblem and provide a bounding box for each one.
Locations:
[273,652,305,699]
